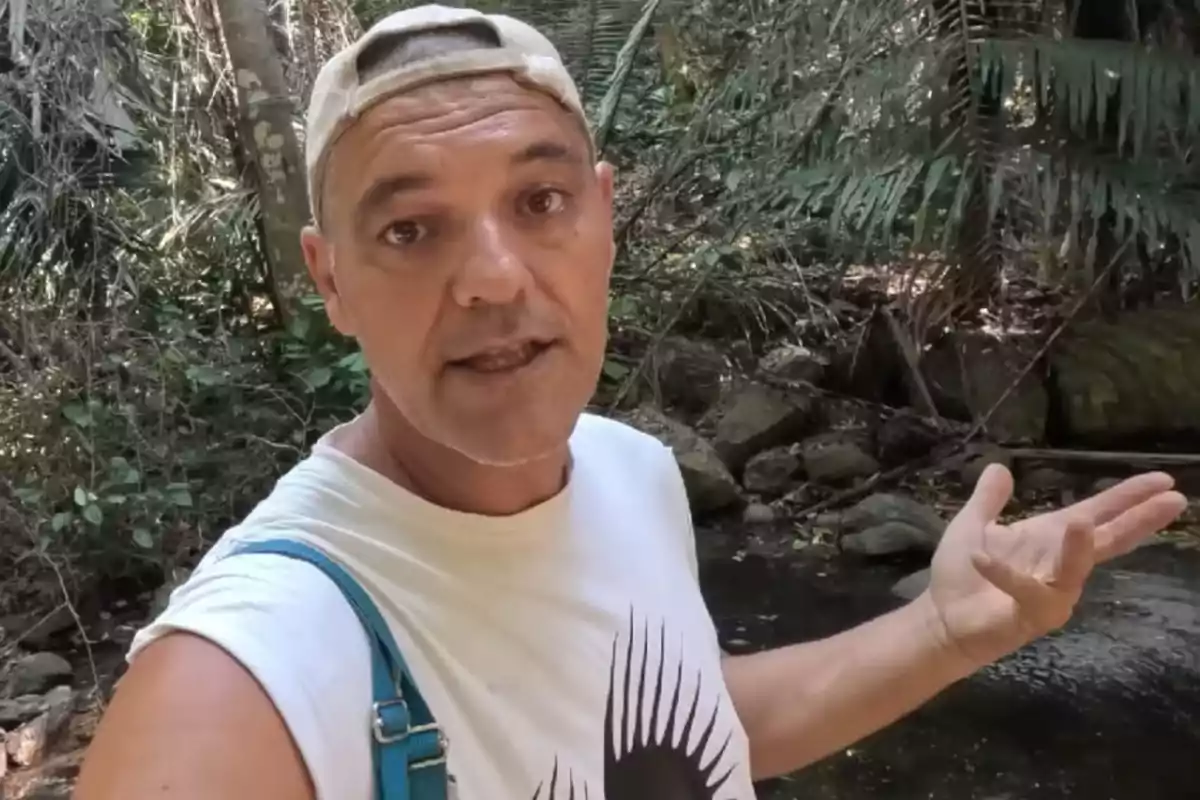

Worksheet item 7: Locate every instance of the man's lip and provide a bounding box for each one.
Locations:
[445,339,555,370]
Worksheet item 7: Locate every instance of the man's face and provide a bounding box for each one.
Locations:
[302,74,615,466]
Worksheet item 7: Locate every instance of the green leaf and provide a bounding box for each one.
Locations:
[62,403,93,428]
[83,504,103,526]
[304,366,333,389]
[73,486,88,507]
[185,365,226,386]
[51,512,73,532]
[337,351,368,373]
[14,486,42,505]
[602,359,631,381]
[132,528,154,549]
[166,486,193,508]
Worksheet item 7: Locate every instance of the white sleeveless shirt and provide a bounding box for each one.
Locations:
[130,413,757,800]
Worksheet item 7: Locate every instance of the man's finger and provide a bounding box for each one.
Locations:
[1093,490,1188,562]
[971,551,1054,608]
[1065,472,1176,527]
[963,463,1014,524]
[1051,517,1095,590]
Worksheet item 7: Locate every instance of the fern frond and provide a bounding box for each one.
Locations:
[980,36,1200,159]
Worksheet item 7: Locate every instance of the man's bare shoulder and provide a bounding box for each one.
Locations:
[78,548,375,800]
[75,631,314,799]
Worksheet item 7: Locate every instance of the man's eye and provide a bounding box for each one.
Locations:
[524,189,567,216]
[381,220,426,247]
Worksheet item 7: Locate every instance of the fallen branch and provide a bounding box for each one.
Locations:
[882,306,943,426]
[1008,448,1200,467]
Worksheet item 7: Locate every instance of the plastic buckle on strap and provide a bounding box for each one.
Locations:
[373,698,449,769]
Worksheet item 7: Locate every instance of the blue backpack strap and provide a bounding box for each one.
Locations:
[231,538,448,800]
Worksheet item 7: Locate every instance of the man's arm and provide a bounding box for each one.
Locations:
[75,632,315,799]
[722,468,1186,781]
[722,592,970,781]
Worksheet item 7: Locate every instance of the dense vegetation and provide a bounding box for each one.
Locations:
[1,0,1197,615]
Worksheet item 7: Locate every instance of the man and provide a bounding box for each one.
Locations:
[75,5,1186,799]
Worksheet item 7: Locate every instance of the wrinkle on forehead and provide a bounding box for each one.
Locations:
[346,75,579,156]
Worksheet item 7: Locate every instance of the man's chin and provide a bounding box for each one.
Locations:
[430,413,579,469]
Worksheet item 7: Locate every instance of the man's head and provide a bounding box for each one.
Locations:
[300,5,614,468]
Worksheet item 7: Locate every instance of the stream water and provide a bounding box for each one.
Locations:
[698,532,1200,800]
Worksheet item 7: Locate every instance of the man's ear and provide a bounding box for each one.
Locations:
[300,226,355,336]
[595,161,615,207]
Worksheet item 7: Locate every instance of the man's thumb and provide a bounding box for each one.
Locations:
[964,462,1014,523]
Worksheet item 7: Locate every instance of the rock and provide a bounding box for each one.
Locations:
[8,714,49,767]
[712,381,816,470]
[891,568,932,601]
[651,336,731,419]
[958,443,1013,488]
[4,685,76,768]
[1051,307,1200,441]
[876,411,943,465]
[799,433,880,483]
[0,694,49,728]
[741,447,800,495]
[1020,465,1071,495]
[842,521,939,557]
[743,503,777,525]
[0,607,74,651]
[757,343,828,385]
[923,331,1049,443]
[41,686,75,720]
[4,653,73,699]
[821,492,947,549]
[624,405,742,514]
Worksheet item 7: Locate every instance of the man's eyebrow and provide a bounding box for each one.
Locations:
[356,172,433,216]
[511,140,584,166]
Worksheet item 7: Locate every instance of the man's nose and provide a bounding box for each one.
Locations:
[450,217,531,308]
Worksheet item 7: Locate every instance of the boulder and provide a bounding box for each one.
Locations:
[741,446,800,495]
[5,688,72,769]
[4,653,72,699]
[1050,306,1200,442]
[757,343,828,385]
[843,522,938,557]
[922,331,1048,443]
[711,381,816,470]
[876,411,943,465]
[624,406,742,514]
[891,567,932,601]
[650,336,731,419]
[742,503,777,525]
[0,694,49,729]
[799,432,879,483]
[820,492,947,555]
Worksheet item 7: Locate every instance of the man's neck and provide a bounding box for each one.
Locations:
[329,401,570,517]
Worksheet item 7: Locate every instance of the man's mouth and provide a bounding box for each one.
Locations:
[447,340,554,374]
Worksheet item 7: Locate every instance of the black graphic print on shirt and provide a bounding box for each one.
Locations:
[530,613,740,799]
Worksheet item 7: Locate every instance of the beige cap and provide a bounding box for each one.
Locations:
[305,4,590,223]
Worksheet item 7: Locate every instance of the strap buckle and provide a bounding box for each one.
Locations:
[372,698,449,769]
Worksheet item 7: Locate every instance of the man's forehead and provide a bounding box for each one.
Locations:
[338,74,588,161]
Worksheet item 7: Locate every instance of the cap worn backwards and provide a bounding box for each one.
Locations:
[304,4,593,224]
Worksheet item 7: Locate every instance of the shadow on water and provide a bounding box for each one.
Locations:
[698,532,1200,800]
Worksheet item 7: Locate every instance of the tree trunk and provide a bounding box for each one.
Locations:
[213,0,311,327]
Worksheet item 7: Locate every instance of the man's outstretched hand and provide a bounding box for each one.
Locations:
[919,465,1188,671]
